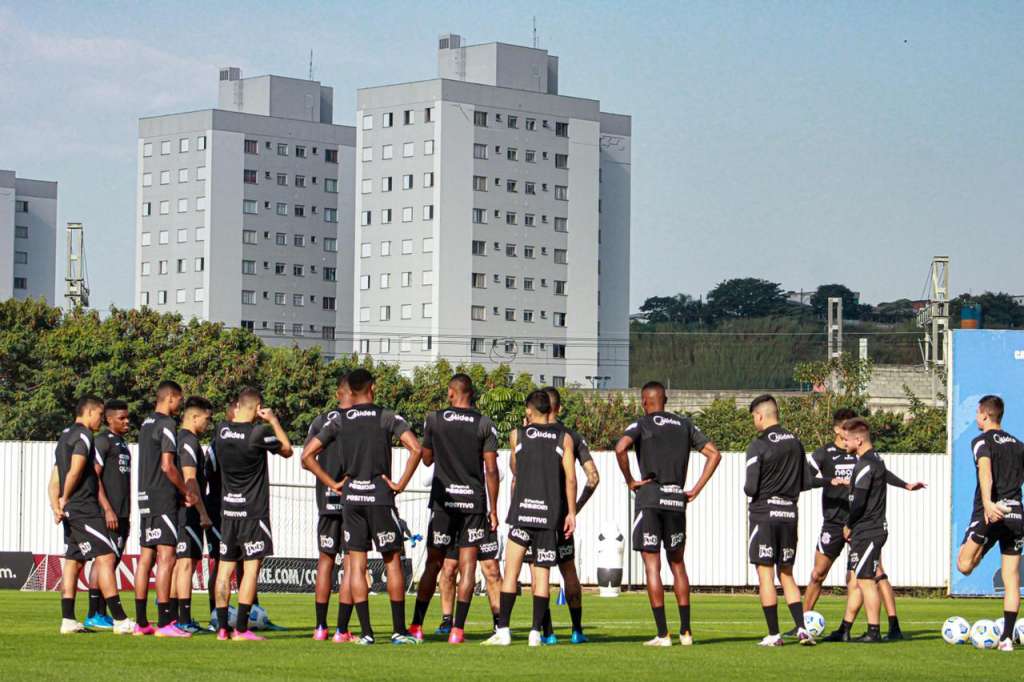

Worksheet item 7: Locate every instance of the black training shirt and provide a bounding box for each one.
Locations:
[95,430,131,518]
[744,425,809,515]
[423,407,499,514]
[623,411,709,512]
[212,421,283,520]
[971,429,1024,512]
[847,450,888,535]
[137,412,180,517]
[307,409,345,515]
[506,423,567,530]
[54,423,102,518]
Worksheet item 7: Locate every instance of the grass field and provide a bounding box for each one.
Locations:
[2,590,1021,680]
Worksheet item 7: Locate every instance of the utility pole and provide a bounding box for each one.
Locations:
[827,297,843,359]
[919,256,950,368]
[65,222,89,309]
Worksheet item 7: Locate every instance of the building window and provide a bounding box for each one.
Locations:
[523,246,536,260]
[524,310,534,323]
[423,172,434,188]
[423,237,434,253]
[381,208,392,224]
[276,143,289,156]
[293,204,305,218]
[402,207,413,223]
[471,338,484,353]
[293,264,304,276]
[525,149,536,163]
[243,200,258,214]
[473,176,487,192]
[142,172,153,187]
[555,217,568,233]
[380,273,390,289]
[293,294,304,307]
[473,143,488,160]
[159,170,170,185]
[379,305,391,321]
[505,211,517,225]
[379,176,392,192]
[555,153,569,169]
[505,276,516,289]
[322,326,335,340]
[323,296,336,311]
[422,270,433,286]
[554,249,567,265]
[422,303,433,318]
[403,109,415,125]
[157,290,167,305]
[273,292,286,305]
[274,202,287,216]
[555,185,568,201]
[324,208,337,223]
[243,169,257,184]
[401,304,412,320]
[294,174,306,188]
[505,308,516,322]
[506,180,518,194]
[400,239,412,255]
[242,260,255,274]
[276,172,288,186]
[197,136,207,151]
[325,178,338,193]
[507,115,518,129]
[158,230,169,245]
[357,339,370,353]
[402,174,413,190]
[196,166,207,180]
[552,344,566,359]
[143,143,153,157]
[524,277,535,291]
[474,111,487,127]
[160,140,171,155]
[275,262,286,275]
[361,178,373,194]
[12,225,26,239]
[554,312,566,328]
[361,146,373,162]
[141,232,152,247]
[323,266,337,281]
[505,244,517,257]
[555,121,569,137]
[472,273,486,289]
[382,144,393,160]
[525,118,536,131]
[555,280,567,295]
[423,205,434,221]
[379,338,391,353]
[472,240,486,256]
[506,147,518,162]
[324,237,337,252]
[361,210,372,226]
[179,138,189,153]
[195,257,205,271]
[359,274,370,291]
[424,107,434,123]
[362,114,373,130]
[275,232,287,246]
[471,305,486,321]
[274,322,285,335]
[424,139,435,155]
[472,208,486,224]
[175,198,187,213]
[242,290,255,305]
[242,230,257,244]
[176,258,187,274]
[196,196,206,211]
[403,142,415,158]
[141,202,151,217]
[175,289,186,303]
[382,112,394,127]
[244,139,258,154]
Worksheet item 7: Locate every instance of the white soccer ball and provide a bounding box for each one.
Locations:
[970,619,998,649]
[803,610,826,637]
[941,616,970,645]
[1014,620,1024,645]
[993,617,1004,639]
[248,604,270,630]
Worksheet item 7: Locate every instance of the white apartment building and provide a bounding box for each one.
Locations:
[136,68,355,355]
[354,35,630,387]
[0,170,57,303]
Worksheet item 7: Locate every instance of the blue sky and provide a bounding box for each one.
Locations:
[1,1,1021,311]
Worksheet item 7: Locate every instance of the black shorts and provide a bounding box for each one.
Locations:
[445,528,501,562]
[962,506,1024,556]
[524,532,575,564]
[115,518,130,556]
[848,532,887,579]
[176,508,205,560]
[748,515,798,567]
[318,515,346,556]
[220,517,274,562]
[632,508,686,554]
[508,526,559,568]
[428,509,489,551]
[343,506,403,553]
[816,521,847,561]
[140,512,180,548]
[63,516,117,561]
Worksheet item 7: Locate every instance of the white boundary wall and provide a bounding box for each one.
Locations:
[0,442,950,588]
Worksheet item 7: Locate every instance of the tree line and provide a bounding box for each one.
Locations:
[1,299,945,452]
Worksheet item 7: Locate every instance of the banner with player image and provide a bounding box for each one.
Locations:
[949,330,1024,596]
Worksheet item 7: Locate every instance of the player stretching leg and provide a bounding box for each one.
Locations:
[212,388,292,641]
[956,396,1024,652]
[134,381,195,637]
[51,396,136,634]
[615,381,721,647]
[83,400,133,630]
[303,369,423,645]
[410,374,500,643]
[171,397,214,633]
[302,373,354,641]
[745,395,815,647]
[483,390,576,647]
[841,418,891,643]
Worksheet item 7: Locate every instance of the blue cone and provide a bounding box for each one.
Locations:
[556,586,567,606]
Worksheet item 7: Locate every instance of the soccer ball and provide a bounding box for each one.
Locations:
[248,604,270,630]
[803,611,826,637]
[941,616,970,645]
[970,619,998,649]
[1014,620,1024,645]
[993,617,1004,638]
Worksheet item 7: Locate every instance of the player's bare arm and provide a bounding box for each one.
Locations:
[614,434,649,490]
[94,461,118,531]
[387,430,421,493]
[978,458,1003,523]
[258,407,293,457]
[48,465,61,524]
[575,460,600,512]
[301,437,343,491]
[562,432,577,538]
[59,452,87,515]
[686,441,722,502]
[484,449,500,530]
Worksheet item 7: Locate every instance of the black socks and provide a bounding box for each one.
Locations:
[652,605,668,638]
[355,601,372,637]
[61,597,76,620]
[498,591,517,629]
[337,602,353,633]
[236,603,252,633]
[454,600,472,630]
[763,604,779,636]
[87,588,101,618]
[157,601,172,628]
[315,601,328,630]
[678,604,691,634]
[788,601,805,629]
[411,599,431,627]
[390,600,408,635]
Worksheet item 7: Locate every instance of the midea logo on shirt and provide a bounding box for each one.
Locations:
[525,427,558,440]
[443,410,475,423]
[219,427,245,440]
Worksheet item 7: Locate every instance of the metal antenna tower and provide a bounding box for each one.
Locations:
[919,256,950,368]
[533,16,538,48]
[65,222,89,308]
[827,297,843,359]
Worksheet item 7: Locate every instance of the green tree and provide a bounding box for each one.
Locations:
[706,278,786,321]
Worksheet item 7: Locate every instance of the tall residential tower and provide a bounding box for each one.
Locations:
[354,35,630,386]
[0,170,57,303]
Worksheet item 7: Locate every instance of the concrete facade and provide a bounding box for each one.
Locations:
[354,35,630,386]
[0,170,57,304]
[136,69,355,355]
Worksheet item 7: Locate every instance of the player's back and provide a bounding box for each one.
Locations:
[96,430,132,518]
[746,425,807,512]
[507,422,565,529]
[425,407,496,514]
[849,451,888,533]
[213,421,277,519]
[973,430,1024,504]
[55,423,102,517]
[138,412,179,516]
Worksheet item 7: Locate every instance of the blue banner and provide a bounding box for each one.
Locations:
[949,330,1024,595]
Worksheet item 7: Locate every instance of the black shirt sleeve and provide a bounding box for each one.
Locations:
[250,424,283,453]
[688,419,710,451]
[847,460,874,527]
[93,433,110,469]
[575,432,593,465]
[422,412,435,449]
[179,435,200,469]
[314,418,341,447]
[384,410,412,440]
[744,440,762,499]
[158,417,177,454]
[479,416,499,452]
[622,419,641,446]
[807,447,827,489]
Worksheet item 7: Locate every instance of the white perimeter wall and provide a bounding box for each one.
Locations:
[0,442,949,588]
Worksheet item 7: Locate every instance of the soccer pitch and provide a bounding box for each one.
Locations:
[2,591,1020,680]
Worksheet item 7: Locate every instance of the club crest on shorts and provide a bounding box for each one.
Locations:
[145,527,162,542]
[377,531,396,546]
[78,541,92,555]
[244,540,265,556]
[176,541,187,553]
[432,531,451,546]
[643,532,659,547]
[320,534,334,550]
[536,548,556,563]
[758,544,773,559]
[466,527,485,543]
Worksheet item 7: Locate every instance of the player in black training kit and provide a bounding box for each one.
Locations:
[409,373,500,643]
[956,395,1024,652]
[483,390,577,647]
[134,380,196,637]
[744,394,815,647]
[50,396,136,634]
[840,418,891,643]
[212,387,293,641]
[805,409,925,642]
[615,381,722,647]
[303,369,423,645]
[82,399,132,629]
[170,397,214,633]
[301,373,357,642]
